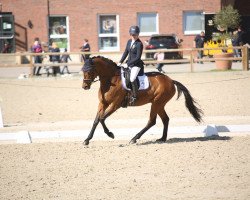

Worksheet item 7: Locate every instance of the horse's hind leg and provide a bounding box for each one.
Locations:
[130,104,158,144]
[130,116,157,144]
[156,108,169,142]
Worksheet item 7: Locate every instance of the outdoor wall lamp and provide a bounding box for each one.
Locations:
[208,20,214,26]
[28,20,33,29]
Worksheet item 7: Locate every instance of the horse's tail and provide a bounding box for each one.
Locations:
[173,80,203,123]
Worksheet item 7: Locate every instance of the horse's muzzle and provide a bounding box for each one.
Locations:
[82,84,90,90]
[82,81,90,89]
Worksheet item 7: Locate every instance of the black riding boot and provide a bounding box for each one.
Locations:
[130,80,138,106]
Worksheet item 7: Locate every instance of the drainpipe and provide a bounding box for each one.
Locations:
[47,0,50,46]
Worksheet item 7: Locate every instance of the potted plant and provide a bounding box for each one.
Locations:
[213,5,241,70]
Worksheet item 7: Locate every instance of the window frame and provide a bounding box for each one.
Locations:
[98,14,120,52]
[183,11,205,35]
[137,12,159,36]
[48,15,70,50]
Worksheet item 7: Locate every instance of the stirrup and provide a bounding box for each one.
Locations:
[129,96,137,106]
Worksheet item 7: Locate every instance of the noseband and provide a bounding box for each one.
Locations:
[83,78,99,83]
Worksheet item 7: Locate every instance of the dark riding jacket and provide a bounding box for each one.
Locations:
[120,38,144,69]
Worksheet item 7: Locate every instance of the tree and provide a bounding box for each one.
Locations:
[213,5,241,48]
[213,5,241,34]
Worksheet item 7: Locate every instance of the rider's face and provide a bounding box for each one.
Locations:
[131,34,139,40]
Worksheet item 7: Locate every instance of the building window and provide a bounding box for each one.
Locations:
[183,11,204,35]
[49,16,69,50]
[0,13,15,52]
[98,15,119,51]
[137,13,158,36]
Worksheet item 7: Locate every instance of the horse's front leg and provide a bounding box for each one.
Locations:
[84,103,119,145]
[84,102,105,145]
[83,114,100,145]
[99,103,120,139]
[100,119,114,139]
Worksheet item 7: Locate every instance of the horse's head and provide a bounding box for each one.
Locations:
[82,56,119,89]
[82,58,97,90]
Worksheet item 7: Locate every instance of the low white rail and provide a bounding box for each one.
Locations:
[0,46,248,74]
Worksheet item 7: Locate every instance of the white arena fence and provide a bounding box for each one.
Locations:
[0,46,249,75]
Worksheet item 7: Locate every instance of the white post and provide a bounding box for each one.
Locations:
[204,124,218,137]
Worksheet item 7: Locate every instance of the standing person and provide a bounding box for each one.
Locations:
[32,38,43,76]
[2,42,11,53]
[154,51,165,73]
[60,48,72,74]
[49,42,60,76]
[236,27,244,46]
[81,39,91,59]
[193,31,205,64]
[118,25,144,105]
[234,26,245,58]
[232,30,240,59]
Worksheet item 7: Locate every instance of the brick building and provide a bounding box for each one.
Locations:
[0,0,249,53]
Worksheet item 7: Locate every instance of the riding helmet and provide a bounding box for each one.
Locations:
[129,26,140,35]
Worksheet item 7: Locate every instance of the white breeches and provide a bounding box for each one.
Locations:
[130,66,140,82]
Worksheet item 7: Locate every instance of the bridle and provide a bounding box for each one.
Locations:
[82,71,99,84]
[82,58,99,84]
[83,77,99,83]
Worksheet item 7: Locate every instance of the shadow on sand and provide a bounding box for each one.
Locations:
[138,135,232,146]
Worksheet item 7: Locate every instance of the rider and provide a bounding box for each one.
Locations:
[118,25,144,105]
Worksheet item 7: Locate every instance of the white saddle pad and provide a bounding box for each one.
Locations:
[121,68,150,90]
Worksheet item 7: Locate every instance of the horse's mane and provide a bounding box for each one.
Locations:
[92,56,118,69]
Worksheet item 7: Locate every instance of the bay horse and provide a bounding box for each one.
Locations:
[82,56,203,145]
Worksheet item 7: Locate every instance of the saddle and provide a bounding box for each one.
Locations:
[121,67,149,91]
[120,67,150,107]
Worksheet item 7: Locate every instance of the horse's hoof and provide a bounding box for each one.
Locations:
[107,132,115,139]
[83,140,89,145]
[156,138,166,143]
[129,139,137,144]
